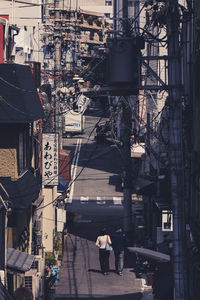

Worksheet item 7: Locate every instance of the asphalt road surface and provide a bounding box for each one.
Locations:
[54,107,153,299]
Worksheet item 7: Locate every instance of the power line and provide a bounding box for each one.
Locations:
[0,75,38,93]
[0,96,43,118]
[36,112,107,210]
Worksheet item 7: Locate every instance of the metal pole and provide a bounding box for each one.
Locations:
[122,0,128,34]
[54,0,63,149]
[113,0,117,37]
[122,96,132,241]
[167,1,187,299]
[122,0,128,19]
[119,0,132,242]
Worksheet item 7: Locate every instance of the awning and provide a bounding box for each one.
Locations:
[0,170,40,209]
[0,63,44,123]
[0,281,13,300]
[7,248,35,273]
[127,247,170,262]
[132,177,155,194]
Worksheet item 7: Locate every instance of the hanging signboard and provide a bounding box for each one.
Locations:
[162,210,173,232]
[42,133,59,186]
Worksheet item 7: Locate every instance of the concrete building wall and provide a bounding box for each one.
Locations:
[54,0,113,19]
[42,187,55,252]
[78,0,113,17]
[0,0,41,26]
[0,0,43,64]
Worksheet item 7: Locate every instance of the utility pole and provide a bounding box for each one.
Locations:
[54,0,62,149]
[122,95,132,240]
[167,1,187,299]
[121,0,133,242]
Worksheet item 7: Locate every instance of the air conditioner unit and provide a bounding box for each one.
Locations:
[31,256,45,275]
[35,220,42,231]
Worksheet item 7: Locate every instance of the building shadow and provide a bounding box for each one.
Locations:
[88,268,117,274]
[55,292,143,300]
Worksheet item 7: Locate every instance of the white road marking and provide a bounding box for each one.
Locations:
[80,196,89,203]
[96,196,106,205]
[113,197,123,205]
[70,139,79,179]
[68,139,82,203]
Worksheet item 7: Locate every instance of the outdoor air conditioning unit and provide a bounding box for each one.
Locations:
[35,220,42,231]
[31,256,44,275]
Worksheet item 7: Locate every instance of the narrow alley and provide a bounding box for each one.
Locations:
[54,107,153,299]
[1,1,199,299]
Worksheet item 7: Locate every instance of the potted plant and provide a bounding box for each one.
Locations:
[54,232,62,260]
[45,252,56,267]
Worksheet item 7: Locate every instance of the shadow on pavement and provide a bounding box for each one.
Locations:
[88,268,117,274]
[84,107,110,118]
[55,292,143,299]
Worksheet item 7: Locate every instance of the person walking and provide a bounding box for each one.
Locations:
[96,228,112,275]
[111,228,126,275]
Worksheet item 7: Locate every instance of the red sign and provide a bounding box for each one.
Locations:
[0,15,9,63]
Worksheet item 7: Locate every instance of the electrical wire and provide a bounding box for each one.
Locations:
[0,95,43,118]
[3,1,170,201]
[35,110,108,210]
[0,76,38,93]
[5,109,105,204]
[107,96,124,165]
[119,95,169,167]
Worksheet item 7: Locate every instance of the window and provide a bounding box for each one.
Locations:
[105,0,112,6]
[18,126,29,175]
[24,276,33,290]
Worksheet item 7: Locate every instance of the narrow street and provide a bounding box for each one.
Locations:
[54,107,153,299]
[0,1,199,299]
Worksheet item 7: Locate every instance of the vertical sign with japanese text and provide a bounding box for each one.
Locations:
[42,133,59,186]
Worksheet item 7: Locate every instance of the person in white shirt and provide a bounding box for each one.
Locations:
[96,228,112,275]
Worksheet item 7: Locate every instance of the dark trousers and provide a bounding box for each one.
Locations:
[114,250,124,273]
[99,249,110,273]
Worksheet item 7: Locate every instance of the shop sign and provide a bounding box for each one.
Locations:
[162,210,173,232]
[42,133,58,186]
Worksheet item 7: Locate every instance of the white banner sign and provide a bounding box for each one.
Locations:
[162,210,173,232]
[57,207,66,232]
[42,133,59,186]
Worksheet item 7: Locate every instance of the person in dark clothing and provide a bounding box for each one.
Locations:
[95,124,105,144]
[111,228,126,275]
